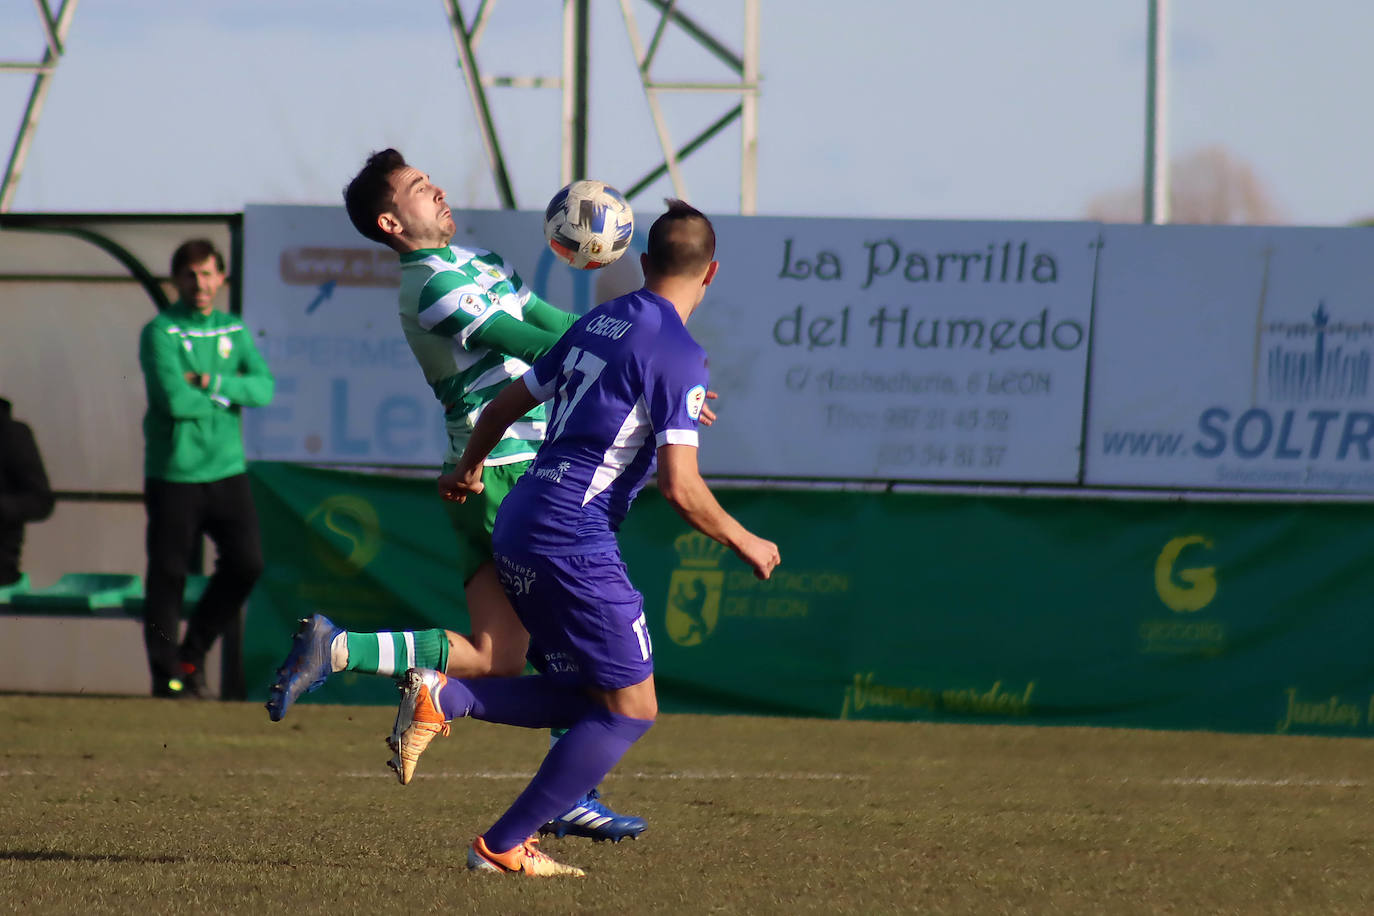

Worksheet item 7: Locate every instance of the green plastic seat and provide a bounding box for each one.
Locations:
[0,573,31,603]
[10,573,144,612]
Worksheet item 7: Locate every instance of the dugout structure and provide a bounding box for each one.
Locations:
[0,213,244,696]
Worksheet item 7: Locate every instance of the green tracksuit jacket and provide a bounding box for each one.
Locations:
[139,302,275,483]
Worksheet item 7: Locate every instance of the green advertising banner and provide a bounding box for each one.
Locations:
[245,463,1374,737]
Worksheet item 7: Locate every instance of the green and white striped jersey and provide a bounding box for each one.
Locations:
[397,244,575,466]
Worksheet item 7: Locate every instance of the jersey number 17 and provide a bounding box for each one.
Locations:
[547,346,607,441]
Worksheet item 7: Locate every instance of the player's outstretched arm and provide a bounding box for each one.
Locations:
[656,444,780,580]
[438,379,539,503]
[466,311,568,365]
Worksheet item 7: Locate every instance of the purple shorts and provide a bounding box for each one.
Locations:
[493,549,654,691]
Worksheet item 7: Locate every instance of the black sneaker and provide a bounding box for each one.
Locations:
[178,660,209,699]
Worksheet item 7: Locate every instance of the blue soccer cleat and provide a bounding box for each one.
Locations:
[265,614,343,722]
[539,788,647,843]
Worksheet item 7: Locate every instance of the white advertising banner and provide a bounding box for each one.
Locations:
[242,205,1099,481]
[1085,225,1374,493]
[694,217,1098,481]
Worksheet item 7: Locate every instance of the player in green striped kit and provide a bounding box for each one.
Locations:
[267,149,691,842]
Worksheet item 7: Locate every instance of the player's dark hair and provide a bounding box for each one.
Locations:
[170,239,225,276]
[645,199,716,278]
[344,148,408,246]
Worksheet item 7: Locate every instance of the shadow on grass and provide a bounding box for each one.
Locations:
[0,850,185,864]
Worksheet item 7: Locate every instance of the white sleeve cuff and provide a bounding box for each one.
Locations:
[524,367,556,402]
[656,428,699,448]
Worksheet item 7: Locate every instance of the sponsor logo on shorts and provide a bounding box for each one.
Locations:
[495,555,538,597]
[541,650,580,675]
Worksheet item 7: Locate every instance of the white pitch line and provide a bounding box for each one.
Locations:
[1161,776,1362,789]
[1,769,1354,788]
[200,769,869,782]
[345,769,869,782]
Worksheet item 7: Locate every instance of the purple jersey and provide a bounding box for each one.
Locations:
[493,289,709,556]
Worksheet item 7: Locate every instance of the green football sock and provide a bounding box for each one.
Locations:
[343,629,449,677]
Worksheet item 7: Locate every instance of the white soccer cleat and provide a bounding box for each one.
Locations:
[385,668,451,785]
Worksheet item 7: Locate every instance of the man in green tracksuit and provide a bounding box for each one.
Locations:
[139,238,275,698]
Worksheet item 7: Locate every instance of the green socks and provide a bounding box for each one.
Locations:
[343,629,449,677]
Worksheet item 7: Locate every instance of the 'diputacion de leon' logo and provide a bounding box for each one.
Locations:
[664,532,725,647]
[305,494,382,578]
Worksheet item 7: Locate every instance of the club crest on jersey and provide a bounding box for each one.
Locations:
[685,385,707,421]
[217,335,234,359]
[458,293,485,317]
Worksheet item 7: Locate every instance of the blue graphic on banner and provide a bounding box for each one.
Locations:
[305,280,336,315]
[1265,304,1372,402]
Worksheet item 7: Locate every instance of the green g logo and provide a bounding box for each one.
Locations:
[305,494,382,577]
[1154,535,1217,613]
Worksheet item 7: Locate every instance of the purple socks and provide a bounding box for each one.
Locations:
[430,673,654,855]
[482,705,653,854]
[435,674,596,729]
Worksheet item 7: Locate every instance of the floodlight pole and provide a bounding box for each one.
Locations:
[562,0,590,184]
[740,0,758,214]
[1143,0,1169,224]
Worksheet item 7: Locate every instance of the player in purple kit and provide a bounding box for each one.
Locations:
[384,200,781,877]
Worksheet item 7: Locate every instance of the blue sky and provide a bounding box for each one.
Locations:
[2,0,1371,224]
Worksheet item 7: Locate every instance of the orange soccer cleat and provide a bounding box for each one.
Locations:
[467,835,586,877]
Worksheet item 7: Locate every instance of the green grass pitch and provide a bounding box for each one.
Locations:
[2,695,1371,914]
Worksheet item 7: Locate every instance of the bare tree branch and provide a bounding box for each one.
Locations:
[1085,145,1284,225]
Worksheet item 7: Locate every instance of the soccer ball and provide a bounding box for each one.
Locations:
[543,180,634,270]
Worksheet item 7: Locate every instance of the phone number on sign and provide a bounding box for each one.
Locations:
[824,405,1011,433]
[875,442,1008,469]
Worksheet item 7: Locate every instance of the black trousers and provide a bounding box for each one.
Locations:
[143,474,263,687]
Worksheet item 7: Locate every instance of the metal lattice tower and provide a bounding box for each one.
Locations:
[441,0,760,213]
[2,2,758,215]
[0,0,78,212]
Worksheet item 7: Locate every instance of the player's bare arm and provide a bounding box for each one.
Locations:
[656,443,780,580]
[437,379,540,503]
[698,390,718,427]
